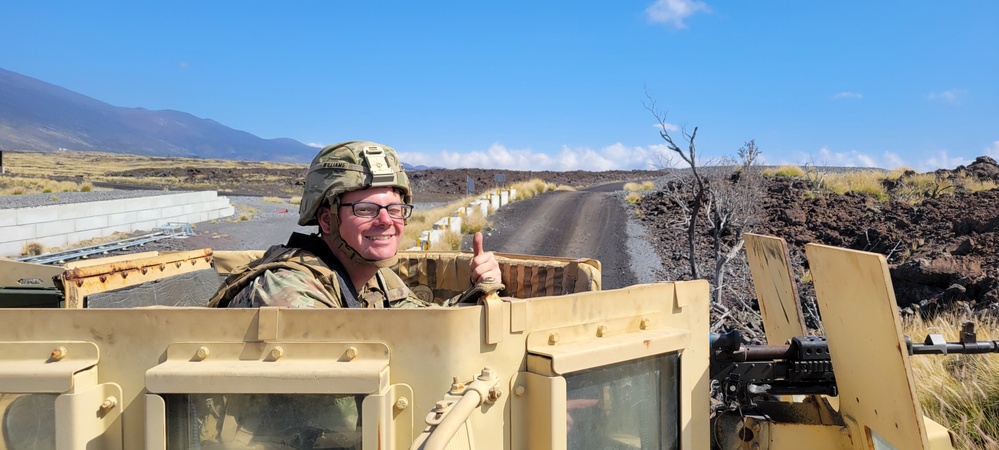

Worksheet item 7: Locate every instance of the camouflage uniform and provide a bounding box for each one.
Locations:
[209,232,430,309]
[199,141,425,449]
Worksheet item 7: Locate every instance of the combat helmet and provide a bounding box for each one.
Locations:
[299,141,412,268]
[299,141,412,226]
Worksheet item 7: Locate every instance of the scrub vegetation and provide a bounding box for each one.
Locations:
[0,175,93,196]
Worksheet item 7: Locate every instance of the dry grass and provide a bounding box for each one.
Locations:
[2,149,300,178]
[262,196,285,204]
[289,196,302,205]
[764,165,807,178]
[905,314,999,449]
[513,179,557,200]
[624,181,655,191]
[232,204,258,222]
[460,209,489,234]
[625,192,643,204]
[402,194,488,249]
[20,242,45,256]
[822,170,889,201]
[1,149,304,194]
[429,230,463,251]
[0,175,96,196]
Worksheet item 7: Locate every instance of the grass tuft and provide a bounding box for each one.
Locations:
[769,165,807,178]
[21,242,45,256]
[624,181,655,191]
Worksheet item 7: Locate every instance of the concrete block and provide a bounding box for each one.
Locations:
[470,200,489,217]
[136,209,162,222]
[183,203,200,215]
[74,215,109,232]
[509,188,516,200]
[0,224,36,242]
[108,211,138,227]
[0,211,16,227]
[149,195,176,209]
[58,200,123,220]
[0,241,24,259]
[444,216,462,234]
[16,206,59,225]
[499,190,509,206]
[220,206,235,218]
[35,220,76,238]
[160,205,185,218]
[121,197,152,212]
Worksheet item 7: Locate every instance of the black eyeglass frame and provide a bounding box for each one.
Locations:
[339,202,414,219]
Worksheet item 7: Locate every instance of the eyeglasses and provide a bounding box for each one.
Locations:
[340,202,414,219]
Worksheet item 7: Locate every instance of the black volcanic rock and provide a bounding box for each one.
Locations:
[0,68,316,163]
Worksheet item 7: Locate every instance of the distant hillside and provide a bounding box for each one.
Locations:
[0,68,316,163]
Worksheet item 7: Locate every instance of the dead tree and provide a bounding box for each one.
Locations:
[644,95,764,309]
[645,95,705,279]
[706,141,763,304]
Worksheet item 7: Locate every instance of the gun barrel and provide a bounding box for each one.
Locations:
[744,345,794,361]
[910,340,999,355]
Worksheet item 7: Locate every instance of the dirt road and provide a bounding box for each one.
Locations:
[148,184,642,290]
[483,183,638,290]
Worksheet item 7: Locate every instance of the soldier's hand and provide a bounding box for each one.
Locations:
[470,232,501,285]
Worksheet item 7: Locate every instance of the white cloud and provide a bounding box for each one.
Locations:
[789,147,985,172]
[793,148,888,169]
[882,152,906,169]
[651,122,679,132]
[928,89,967,104]
[985,140,999,159]
[645,0,710,29]
[179,61,189,69]
[832,92,863,100]
[306,142,325,148]
[398,142,669,171]
[919,150,973,172]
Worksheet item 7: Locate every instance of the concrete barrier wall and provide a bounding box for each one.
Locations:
[0,191,234,258]
[414,188,517,251]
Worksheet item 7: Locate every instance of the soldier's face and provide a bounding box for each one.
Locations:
[335,187,405,261]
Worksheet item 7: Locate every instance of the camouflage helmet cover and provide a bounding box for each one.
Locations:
[298,141,412,226]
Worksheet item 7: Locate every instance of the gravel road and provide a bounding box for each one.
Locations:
[483,184,663,290]
[24,188,662,291]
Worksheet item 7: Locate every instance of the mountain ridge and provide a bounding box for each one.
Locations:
[0,67,317,163]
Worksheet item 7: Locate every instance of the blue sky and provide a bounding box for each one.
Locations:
[2,1,997,171]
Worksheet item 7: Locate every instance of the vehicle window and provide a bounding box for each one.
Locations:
[565,353,679,450]
[163,393,365,450]
[1,393,57,450]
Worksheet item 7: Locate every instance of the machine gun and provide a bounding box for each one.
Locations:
[710,321,999,411]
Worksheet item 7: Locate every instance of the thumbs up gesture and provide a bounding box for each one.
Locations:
[470,232,501,285]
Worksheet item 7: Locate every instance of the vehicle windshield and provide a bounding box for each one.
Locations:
[1,393,57,450]
[565,352,679,450]
[163,393,365,450]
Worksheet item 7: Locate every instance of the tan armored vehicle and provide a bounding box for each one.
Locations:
[0,234,992,449]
